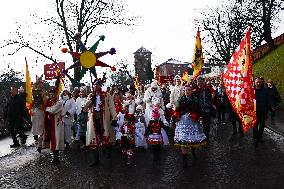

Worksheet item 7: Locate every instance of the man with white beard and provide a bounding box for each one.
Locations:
[143,80,165,125]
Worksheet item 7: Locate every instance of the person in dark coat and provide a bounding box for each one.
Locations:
[194,77,215,141]
[3,86,27,148]
[253,78,269,147]
[266,79,281,125]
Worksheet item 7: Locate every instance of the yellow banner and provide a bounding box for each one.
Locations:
[192,29,203,80]
[25,58,33,114]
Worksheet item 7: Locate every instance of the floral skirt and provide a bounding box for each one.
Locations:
[174,114,207,147]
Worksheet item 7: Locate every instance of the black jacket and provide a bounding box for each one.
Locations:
[255,87,269,113]
[3,94,25,122]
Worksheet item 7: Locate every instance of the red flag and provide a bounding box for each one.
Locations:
[222,27,257,133]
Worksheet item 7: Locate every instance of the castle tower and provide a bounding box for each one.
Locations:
[134,47,154,83]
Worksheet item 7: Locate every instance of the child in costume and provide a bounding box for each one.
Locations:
[145,107,167,162]
[134,105,147,149]
[120,113,136,165]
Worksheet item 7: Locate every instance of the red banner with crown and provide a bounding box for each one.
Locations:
[44,62,65,80]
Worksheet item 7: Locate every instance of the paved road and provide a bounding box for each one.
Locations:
[0,123,284,189]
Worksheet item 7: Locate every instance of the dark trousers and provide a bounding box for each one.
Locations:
[201,112,212,140]
[152,145,161,161]
[229,113,243,134]
[253,111,266,140]
[8,119,25,144]
[267,108,276,122]
[217,107,226,124]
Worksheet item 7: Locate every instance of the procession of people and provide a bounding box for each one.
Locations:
[3,71,281,167]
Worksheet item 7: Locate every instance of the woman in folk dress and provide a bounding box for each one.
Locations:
[174,84,207,167]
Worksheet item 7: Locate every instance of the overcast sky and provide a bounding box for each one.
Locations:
[0,0,283,85]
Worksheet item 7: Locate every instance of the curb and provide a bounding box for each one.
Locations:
[266,126,284,137]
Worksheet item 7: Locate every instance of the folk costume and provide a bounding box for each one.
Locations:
[145,107,167,161]
[111,87,123,114]
[143,81,165,125]
[174,84,207,167]
[120,114,136,165]
[85,79,117,166]
[45,89,64,163]
[134,105,147,148]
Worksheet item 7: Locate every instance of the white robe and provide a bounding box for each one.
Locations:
[31,107,45,135]
[134,115,147,148]
[143,87,165,125]
[46,101,65,151]
[170,85,183,108]
[115,112,125,141]
[62,97,76,144]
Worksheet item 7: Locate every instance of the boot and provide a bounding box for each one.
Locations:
[10,142,20,148]
[182,154,188,168]
[37,147,42,153]
[20,135,27,145]
[65,143,70,150]
[90,149,100,167]
[52,150,60,164]
[34,135,39,142]
[10,138,20,148]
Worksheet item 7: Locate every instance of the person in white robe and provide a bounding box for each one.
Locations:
[61,90,76,149]
[45,89,64,163]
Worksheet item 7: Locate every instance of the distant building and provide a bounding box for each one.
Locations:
[158,58,191,77]
[157,58,212,82]
[134,47,154,83]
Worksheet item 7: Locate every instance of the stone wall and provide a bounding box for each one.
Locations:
[252,33,284,62]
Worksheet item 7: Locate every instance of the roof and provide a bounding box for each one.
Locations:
[160,58,189,65]
[134,46,152,54]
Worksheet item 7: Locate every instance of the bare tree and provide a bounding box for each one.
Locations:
[238,0,283,49]
[108,60,134,88]
[195,0,283,65]
[1,0,139,86]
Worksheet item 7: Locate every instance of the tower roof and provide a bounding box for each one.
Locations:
[134,46,152,54]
